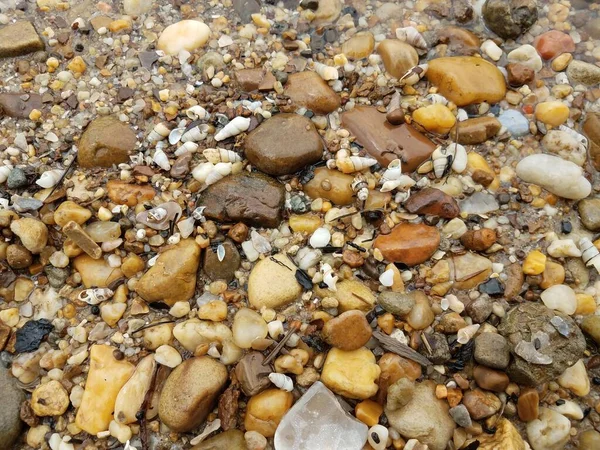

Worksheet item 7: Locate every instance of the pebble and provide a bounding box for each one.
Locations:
[342,32,375,60]
[285,71,340,114]
[463,389,502,420]
[581,315,600,345]
[506,62,535,86]
[78,117,137,168]
[159,357,228,432]
[557,359,590,397]
[460,228,497,251]
[235,68,276,91]
[321,347,381,399]
[318,279,376,313]
[499,109,529,137]
[406,291,435,330]
[232,308,268,349]
[579,430,600,449]
[54,201,92,227]
[482,0,538,39]
[107,180,155,206]
[192,429,247,450]
[377,291,415,316]
[374,223,440,266]
[0,365,24,448]
[7,168,28,189]
[543,129,586,166]
[31,380,69,417]
[0,21,43,57]
[157,20,211,55]
[517,388,539,422]
[473,365,510,392]
[584,113,600,171]
[10,218,48,254]
[404,188,460,218]
[455,117,501,144]
[245,389,293,437]
[567,60,600,86]
[114,355,156,424]
[124,0,152,15]
[541,284,577,315]
[377,39,419,78]
[248,253,302,309]
[449,404,472,428]
[203,240,240,282]
[412,104,456,135]
[303,167,355,205]
[527,408,570,450]
[535,101,570,127]
[322,310,372,350]
[534,31,575,60]
[507,45,543,72]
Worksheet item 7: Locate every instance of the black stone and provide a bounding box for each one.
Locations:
[561,220,572,234]
[15,319,53,353]
[295,268,313,290]
[479,278,504,296]
[300,0,319,10]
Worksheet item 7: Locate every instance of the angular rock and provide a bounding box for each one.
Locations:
[234,68,276,92]
[203,240,240,282]
[482,0,538,39]
[377,39,419,78]
[0,22,44,58]
[303,167,355,205]
[322,310,372,351]
[73,255,123,288]
[199,172,285,228]
[449,252,493,290]
[474,332,510,369]
[315,279,376,313]
[454,117,501,145]
[245,114,323,176]
[248,253,302,309]
[235,352,273,396]
[507,62,535,86]
[135,239,201,306]
[341,106,436,171]
[463,389,502,419]
[0,365,24,449]
[321,347,381,399]
[107,180,155,206]
[285,71,340,114]
[0,93,42,119]
[374,223,440,266]
[469,418,526,450]
[10,218,47,254]
[404,188,460,219]
[79,117,137,168]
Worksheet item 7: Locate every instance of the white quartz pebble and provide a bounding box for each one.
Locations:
[157,20,211,55]
[527,408,570,450]
[309,227,331,248]
[547,239,582,258]
[540,284,577,315]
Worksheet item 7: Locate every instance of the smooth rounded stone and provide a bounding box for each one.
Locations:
[406,291,434,330]
[404,187,460,219]
[412,104,456,135]
[78,117,137,168]
[584,113,600,171]
[527,408,570,450]
[454,117,501,144]
[460,228,497,251]
[274,381,368,450]
[438,26,481,54]
[321,347,381,400]
[540,284,577,315]
[499,109,529,137]
[517,387,539,422]
[10,218,48,254]
[377,354,422,403]
[123,0,152,15]
[135,239,201,306]
[463,389,501,420]
[84,221,121,242]
[449,252,493,289]
[199,172,285,228]
[314,279,375,313]
[581,315,600,345]
[157,20,211,55]
[377,39,419,78]
[0,365,24,449]
[377,291,415,315]
[0,21,44,57]
[543,129,586,166]
[516,154,591,200]
[0,93,42,119]
[170,153,192,179]
[7,244,32,269]
[540,261,565,289]
[245,114,323,176]
[557,359,590,397]
[341,32,375,60]
[312,0,342,26]
[159,356,228,432]
[534,30,575,60]
[304,167,354,205]
[474,332,510,369]
[7,168,27,189]
[285,71,340,114]
[385,381,455,450]
[73,255,123,288]
[466,296,493,323]
[374,223,440,266]
[248,253,302,309]
[75,345,135,434]
[437,312,467,334]
[506,62,535,86]
[473,365,509,392]
[579,430,600,450]
[449,405,472,428]
[535,101,570,127]
[54,201,91,227]
[426,57,506,106]
[31,380,69,416]
[114,355,156,424]
[507,45,543,72]
[245,389,293,437]
[232,308,268,349]
[482,0,538,39]
[567,60,600,86]
[498,302,586,385]
[322,310,372,351]
[203,240,240,282]
[191,429,247,450]
[341,107,436,171]
[107,180,155,206]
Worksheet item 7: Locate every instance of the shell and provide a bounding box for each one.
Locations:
[215,116,251,141]
[36,169,65,188]
[336,153,378,174]
[168,127,185,145]
[78,288,114,305]
[0,165,11,184]
[153,149,170,171]
[449,143,468,173]
[205,162,233,185]
[417,159,434,174]
[192,162,215,183]
[182,124,209,143]
[379,269,394,287]
[217,244,226,262]
[189,420,221,446]
[268,373,294,392]
[136,202,182,230]
[380,175,415,193]
[310,227,331,248]
[203,148,242,164]
[456,109,469,122]
[432,145,459,178]
[321,263,338,291]
[186,105,208,121]
[426,93,449,105]
[357,187,369,201]
[381,159,403,181]
[579,238,600,272]
[368,425,389,450]
[147,122,171,142]
[177,216,196,238]
[352,176,369,201]
[313,61,339,81]
[457,324,480,344]
[399,64,428,86]
[396,26,427,50]
[192,206,207,221]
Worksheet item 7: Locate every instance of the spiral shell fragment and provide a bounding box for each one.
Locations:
[313,61,339,81]
[78,288,114,305]
[203,148,242,164]
[147,122,171,143]
[36,169,65,188]
[214,116,251,141]
[399,64,428,86]
[335,149,377,174]
[268,373,294,392]
[395,26,427,50]
[579,238,600,273]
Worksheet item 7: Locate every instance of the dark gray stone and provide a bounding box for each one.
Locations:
[377,291,416,316]
[482,0,538,39]
[0,365,24,449]
[7,168,27,189]
[232,0,261,23]
[474,332,510,369]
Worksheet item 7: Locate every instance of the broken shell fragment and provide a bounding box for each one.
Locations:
[136,202,182,230]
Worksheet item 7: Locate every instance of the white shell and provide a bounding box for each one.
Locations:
[203,148,242,164]
[78,288,114,305]
[381,159,402,181]
[148,122,171,142]
[310,227,331,248]
[215,116,251,141]
[0,165,12,184]
[36,169,65,188]
[153,149,171,171]
[396,26,427,50]
[380,175,415,193]
[217,244,226,262]
[251,230,272,254]
[456,109,469,122]
[321,263,338,291]
[205,162,233,185]
[450,144,467,173]
[182,124,209,143]
[399,64,428,86]
[176,141,199,156]
[426,93,449,105]
[457,324,480,344]
[432,144,467,178]
[336,150,378,174]
[379,269,394,287]
[168,127,185,145]
[192,162,215,183]
[186,105,208,121]
[177,216,196,238]
[313,61,338,80]
[189,420,221,446]
[579,238,600,273]
[268,373,294,392]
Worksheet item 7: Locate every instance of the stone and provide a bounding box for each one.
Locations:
[467,418,526,450]
[584,113,600,171]
[482,0,538,39]
[7,168,28,189]
[404,188,460,218]
[542,129,586,166]
[245,114,323,176]
[235,352,272,396]
[7,244,32,269]
[405,291,435,329]
[426,57,506,106]
[192,429,246,450]
[342,32,375,60]
[170,153,192,179]
[507,45,543,72]
[203,240,240,282]
[107,180,155,206]
[232,0,261,23]
[313,0,342,26]
[10,218,48,254]
[75,345,135,434]
[274,381,367,450]
[534,31,575,60]
[374,223,440,266]
[498,302,586,385]
[420,332,451,364]
[540,284,577,315]
[322,310,372,351]
[245,389,293,437]
[0,22,43,57]
[516,154,591,200]
[136,239,201,306]
[535,101,570,127]
[285,71,340,114]
[377,291,415,316]
[449,405,472,427]
[159,356,228,432]
[437,312,467,333]
[73,255,123,288]
[235,68,276,92]
[248,253,302,309]
[579,430,600,450]
[557,359,590,397]
[199,172,285,228]
[506,63,535,86]
[54,201,92,227]
[438,26,481,54]
[466,296,492,323]
[517,387,539,422]
[454,117,501,144]
[317,279,376,313]
[0,93,42,119]
[412,104,456,135]
[377,39,419,78]
[342,106,436,171]
[449,252,493,289]
[232,308,268,349]
[460,228,497,251]
[473,365,509,392]
[31,380,69,416]
[123,0,152,15]
[463,389,501,420]
[527,408,570,450]
[499,109,529,137]
[377,354,422,404]
[567,60,600,86]
[0,365,24,449]
[474,333,510,369]
[78,117,137,168]
[321,347,381,400]
[303,167,356,205]
[114,355,156,424]
[157,20,211,55]
[581,315,600,345]
[385,381,455,450]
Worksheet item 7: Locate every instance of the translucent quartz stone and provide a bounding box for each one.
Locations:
[274,381,367,450]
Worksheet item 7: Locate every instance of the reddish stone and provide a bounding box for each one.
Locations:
[534,31,575,60]
[374,223,440,266]
[403,188,460,219]
[506,63,535,87]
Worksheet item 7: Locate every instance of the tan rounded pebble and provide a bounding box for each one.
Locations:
[31,380,69,416]
[244,389,294,437]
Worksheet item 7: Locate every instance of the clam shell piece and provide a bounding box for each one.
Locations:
[136,202,182,230]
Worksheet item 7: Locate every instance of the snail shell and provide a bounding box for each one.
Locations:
[203,148,242,164]
[380,175,415,193]
[136,202,182,230]
[181,124,209,143]
[36,169,65,189]
[153,149,170,171]
[147,122,172,142]
[367,425,389,450]
[321,263,338,291]
[192,162,214,183]
[0,165,12,184]
[214,116,251,141]
[313,61,339,81]
[396,26,427,50]
[268,373,294,392]
[336,150,378,173]
[186,105,208,121]
[399,64,428,86]
[457,324,480,344]
[78,288,114,305]
[205,162,233,185]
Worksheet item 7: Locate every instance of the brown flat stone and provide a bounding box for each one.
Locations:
[341,106,436,171]
[107,180,156,206]
[303,167,355,205]
[0,93,42,119]
[235,68,276,92]
[0,22,44,58]
[322,310,372,351]
[285,71,340,114]
[584,113,600,171]
[454,117,501,145]
[437,26,481,54]
[377,40,418,78]
[404,188,460,218]
[78,117,137,168]
[374,223,440,266]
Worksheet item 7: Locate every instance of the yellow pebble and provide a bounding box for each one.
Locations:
[109,19,132,33]
[575,294,596,315]
[28,109,42,121]
[534,101,570,127]
[289,214,323,234]
[355,400,383,427]
[551,53,572,72]
[523,250,546,275]
[67,56,87,74]
[412,104,456,135]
